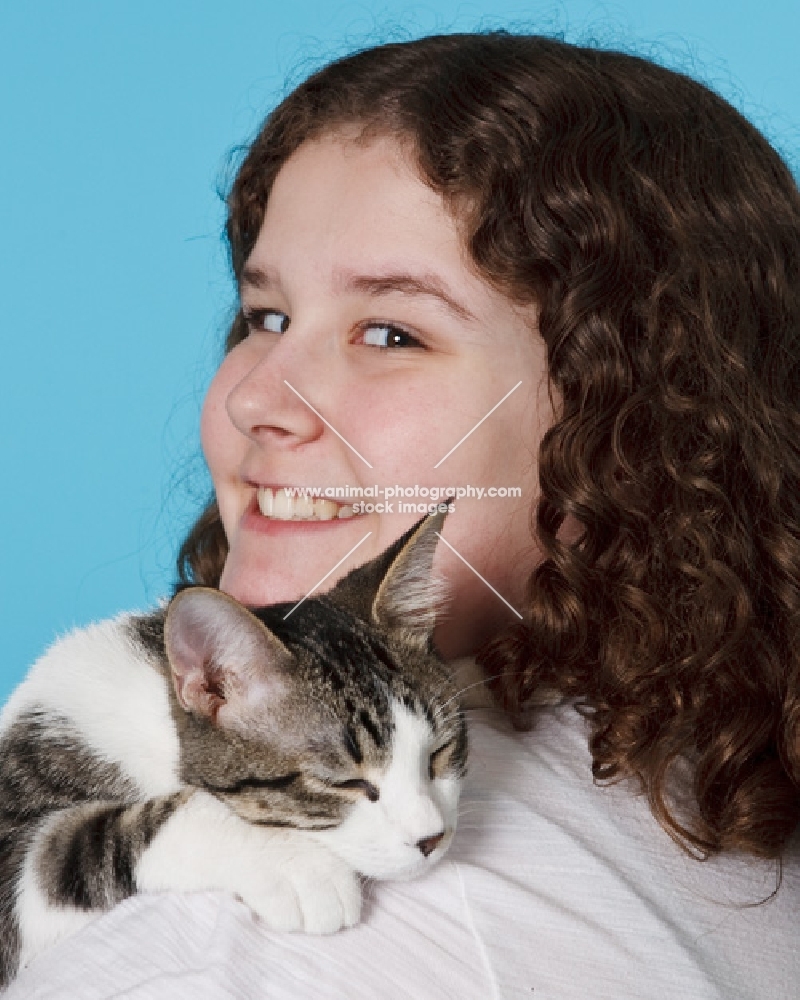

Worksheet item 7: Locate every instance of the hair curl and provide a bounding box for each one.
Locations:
[178,33,800,859]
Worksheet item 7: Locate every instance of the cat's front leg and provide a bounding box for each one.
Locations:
[135,789,362,935]
[16,789,360,977]
[15,791,190,974]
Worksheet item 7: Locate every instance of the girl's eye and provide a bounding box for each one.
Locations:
[243,308,290,334]
[360,323,422,349]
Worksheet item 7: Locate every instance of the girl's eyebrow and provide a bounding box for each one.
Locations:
[338,269,477,323]
[240,264,279,292]
[239,263,476,323]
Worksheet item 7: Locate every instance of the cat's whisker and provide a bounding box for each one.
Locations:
[426,671,491,723]
[456,805,483,818]
[0,507,469,980]
[432,666,542,729]
[438,671,512,715]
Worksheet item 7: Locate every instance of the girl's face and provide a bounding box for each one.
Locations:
[202,134,553,658]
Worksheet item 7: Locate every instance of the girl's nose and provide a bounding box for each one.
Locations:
[225,339,326,447]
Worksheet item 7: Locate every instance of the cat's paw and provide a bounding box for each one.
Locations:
[242,837,361,934]
[136,792,360,933]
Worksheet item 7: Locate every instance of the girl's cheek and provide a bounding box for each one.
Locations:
[200,360,242,472]
[200,377,224,457]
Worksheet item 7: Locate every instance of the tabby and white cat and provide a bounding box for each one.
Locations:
[0,510,467,985]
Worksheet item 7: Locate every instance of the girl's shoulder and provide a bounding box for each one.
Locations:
[456,702,800,998]
[7,663,797,1000]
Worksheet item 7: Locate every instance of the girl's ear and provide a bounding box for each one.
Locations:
[164,588,295,729]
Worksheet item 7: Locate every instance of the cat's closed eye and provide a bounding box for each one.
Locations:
[332,778,380,802]
[429,740,457,780]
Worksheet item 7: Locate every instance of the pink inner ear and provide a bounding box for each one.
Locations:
[167,626,224,720]
[164,588,296,728]
[165,593,233,721]
[181,660,227,722]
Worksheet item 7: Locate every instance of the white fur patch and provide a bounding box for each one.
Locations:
[136,791,360,934]
[0,616,181,797]
[317,701,461,879]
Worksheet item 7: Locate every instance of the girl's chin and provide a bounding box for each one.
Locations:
[218,548,351,608]
[217,559,291,607]
[219,574,305,608]
[218,515,392,608]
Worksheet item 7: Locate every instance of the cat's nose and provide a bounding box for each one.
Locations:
[416,832,445,857]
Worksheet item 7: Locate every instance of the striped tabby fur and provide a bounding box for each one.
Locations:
[0,511,466,985]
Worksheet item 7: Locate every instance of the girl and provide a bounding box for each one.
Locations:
[10,32,799,999]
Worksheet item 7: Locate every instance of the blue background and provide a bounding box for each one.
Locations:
[1,0,799,703]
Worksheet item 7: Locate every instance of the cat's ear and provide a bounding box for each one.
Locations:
[328,507,449,644]
[164,587,294,729]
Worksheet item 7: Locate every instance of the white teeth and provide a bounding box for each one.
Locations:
[257,487,274,517]
[256,488,359,521]
[315,500,338,520]
[294,494,315,518]
[271,490,294,520]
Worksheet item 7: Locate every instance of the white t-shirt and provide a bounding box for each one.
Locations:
[7,702,798,999]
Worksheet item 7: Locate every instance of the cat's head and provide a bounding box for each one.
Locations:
[164,509,467,880]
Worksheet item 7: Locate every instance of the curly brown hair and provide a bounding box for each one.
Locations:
[178,33,800,860]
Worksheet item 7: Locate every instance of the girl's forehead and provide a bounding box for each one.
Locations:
[249,135,512,318]
[266,134,447,234]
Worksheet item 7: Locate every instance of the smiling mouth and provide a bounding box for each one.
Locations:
[256,487,358,522]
